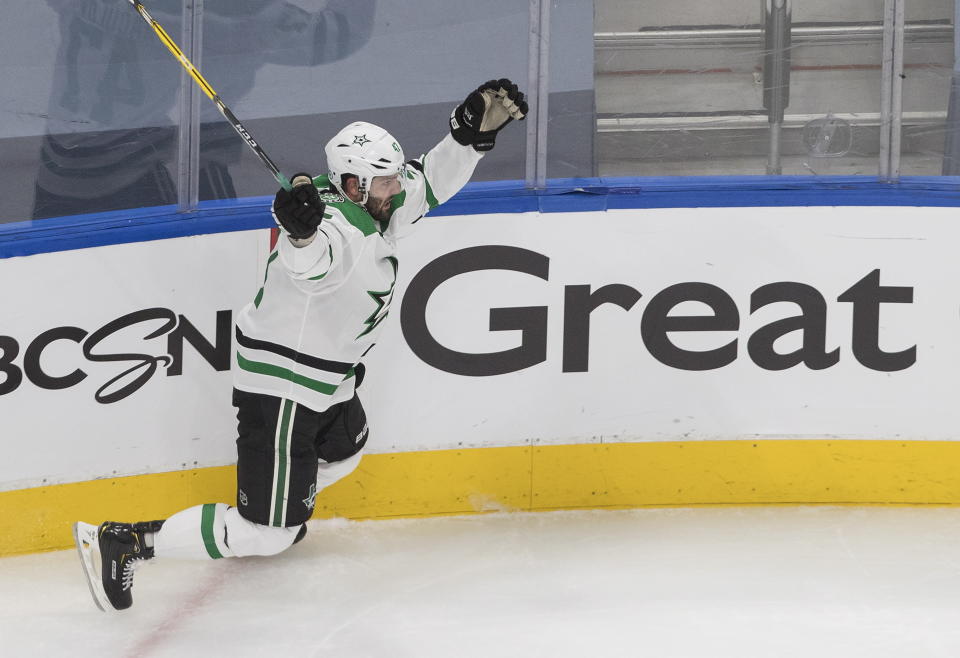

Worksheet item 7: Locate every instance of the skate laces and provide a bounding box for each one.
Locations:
[121,556,147,591]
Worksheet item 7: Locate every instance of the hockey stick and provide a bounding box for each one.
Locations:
[127,0,293,191]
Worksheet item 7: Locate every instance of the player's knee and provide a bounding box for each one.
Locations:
[224,506,302,557]
[316,450,363,491]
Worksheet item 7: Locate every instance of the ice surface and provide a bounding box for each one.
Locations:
[2,507,960,657]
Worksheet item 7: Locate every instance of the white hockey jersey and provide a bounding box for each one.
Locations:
[233,133,483,411]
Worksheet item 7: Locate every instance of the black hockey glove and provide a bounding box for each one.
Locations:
[272,174,325,240]
[450,78,528,152]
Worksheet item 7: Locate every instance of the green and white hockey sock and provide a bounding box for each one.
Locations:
[153,503,234,560]
[153,503,302,560]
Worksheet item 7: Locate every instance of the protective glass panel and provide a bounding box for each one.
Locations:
[0,0,182,224]
[546,0,597,180]
[902,0,954,175]
[594,0,887,176]
[197,0,530,202]
[3,0,958,230]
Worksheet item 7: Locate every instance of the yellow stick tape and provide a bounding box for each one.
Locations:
[4,440,960,557]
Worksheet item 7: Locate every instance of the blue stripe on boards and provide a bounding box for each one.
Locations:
[0,198,271,258]
[4,176,960,258]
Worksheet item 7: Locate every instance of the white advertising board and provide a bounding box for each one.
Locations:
[0,229,270,491]
[2,205,959,491]
[362,205,960,451]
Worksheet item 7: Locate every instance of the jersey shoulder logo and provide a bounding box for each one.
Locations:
[319,191,345,204]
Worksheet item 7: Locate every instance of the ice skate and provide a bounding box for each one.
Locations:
[73,520,163,612]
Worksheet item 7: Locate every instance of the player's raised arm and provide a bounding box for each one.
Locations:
[389,78,528,232]
[271,174,339,281]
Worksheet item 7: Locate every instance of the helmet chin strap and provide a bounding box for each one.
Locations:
[332,174,369,206]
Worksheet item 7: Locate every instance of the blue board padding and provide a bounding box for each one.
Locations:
[3,176,960,258]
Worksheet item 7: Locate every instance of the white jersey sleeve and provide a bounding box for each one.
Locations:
[270,198,358,294]
[275,224,337,281]
[383,133,483,240]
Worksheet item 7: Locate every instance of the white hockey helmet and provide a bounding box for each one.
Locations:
[325,122,405,204]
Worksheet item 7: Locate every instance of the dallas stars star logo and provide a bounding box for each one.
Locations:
[357,257,398,339]
[353,134,371,147]
[303,483,317,511]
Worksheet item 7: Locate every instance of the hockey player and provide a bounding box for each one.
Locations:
[73,79,528,612]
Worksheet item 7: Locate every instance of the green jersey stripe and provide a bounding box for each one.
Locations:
[308,245,334,281]
[389,190,407,213]
[254,250,280,308]
[236,353,339,395]
[200,504,224,559]
[329,200,378,236]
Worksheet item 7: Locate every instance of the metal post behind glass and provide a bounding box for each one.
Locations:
[880,0,905,181]
[177,0,202,212]
[763,0,792,176]
[526,0,550,189]
[942,0,960,174]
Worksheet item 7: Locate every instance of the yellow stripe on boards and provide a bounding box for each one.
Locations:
[4,440,960,557]
[0,466,237,558]
[529,440,960,509]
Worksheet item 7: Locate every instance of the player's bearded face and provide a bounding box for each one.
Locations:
[365,174,402,221]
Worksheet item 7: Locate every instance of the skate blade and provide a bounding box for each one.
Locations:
[73,522,110,612]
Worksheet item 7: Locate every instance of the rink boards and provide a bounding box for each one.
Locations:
[3,203,960,554]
